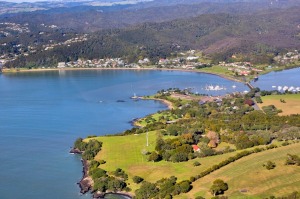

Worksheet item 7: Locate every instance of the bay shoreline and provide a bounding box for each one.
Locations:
[2,67,245,83]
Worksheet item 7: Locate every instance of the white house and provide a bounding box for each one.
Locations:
[57,62,66,68]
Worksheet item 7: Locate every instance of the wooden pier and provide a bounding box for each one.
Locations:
[246,82,254,90]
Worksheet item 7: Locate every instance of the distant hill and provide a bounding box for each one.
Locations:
[1,0,300,32]
[6,7,300,68]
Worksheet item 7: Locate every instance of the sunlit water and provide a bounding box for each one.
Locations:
[0,69,248,199]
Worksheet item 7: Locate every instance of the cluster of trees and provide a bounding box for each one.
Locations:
[73,138,129,193]
[90,165,129,193]
[148,133,198,162]
[134,176,192,199]
[123,89,300,156]
[262,105,282,116]
[276,127,300,141]
[74,138,102,160]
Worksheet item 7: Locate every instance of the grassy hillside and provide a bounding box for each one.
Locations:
[88,132,300,197]
[90,131,242,191]
[259,94,300,116]
[184,143,300,198]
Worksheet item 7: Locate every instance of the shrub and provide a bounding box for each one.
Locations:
[285,154,300,166]
[193,161,201,167]
[133,176,144,184]
[99,160,106,164]
[263,161,276,170]
[190,176,196,182]
[148,151,161,162]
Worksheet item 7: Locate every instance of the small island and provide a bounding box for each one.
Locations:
[71,88,300,199]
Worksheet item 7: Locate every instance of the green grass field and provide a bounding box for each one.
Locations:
[183,142,300,199]
[87,132,300,197]
[90,132,245,191]
[197,65,234,77]
[259,94,300,115]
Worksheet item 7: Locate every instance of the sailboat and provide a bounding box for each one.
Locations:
[131,93,138,100]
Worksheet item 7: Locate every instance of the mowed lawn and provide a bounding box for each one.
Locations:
[259,94,300,115]
[91,132,245,192]
[183,143,300,199]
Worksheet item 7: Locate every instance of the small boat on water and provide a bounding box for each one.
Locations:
[277,86,282,91]
[272,86,276,88]
[131,93,139,100]
[288,86,295,92]
[205,84,226,91]
[232,85,236,89]
[282,86,289,91]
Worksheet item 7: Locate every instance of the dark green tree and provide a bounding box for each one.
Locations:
[210,179,228,196]
[135,181,159,199]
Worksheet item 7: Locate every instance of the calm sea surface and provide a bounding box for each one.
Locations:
[0,69,249,199]
[252,67,300,90]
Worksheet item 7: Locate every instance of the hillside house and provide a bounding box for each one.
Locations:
[192,145,200,152]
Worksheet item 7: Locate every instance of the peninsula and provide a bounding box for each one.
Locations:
[72,87,300,199]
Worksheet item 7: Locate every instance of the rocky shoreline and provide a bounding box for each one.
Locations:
[78,158,93,194]
[70,148,132,199]
[70,148,92,194]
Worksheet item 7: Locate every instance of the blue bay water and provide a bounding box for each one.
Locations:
[251,67,300,90]
[0,70,248,199]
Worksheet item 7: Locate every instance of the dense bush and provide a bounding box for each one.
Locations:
[113,168,128,180]
[89,168,107,179]
[82,139,103,160]
[74,138,103,160]
[135,182,159,199]
[148,151,161,162]
[133,176,144,184]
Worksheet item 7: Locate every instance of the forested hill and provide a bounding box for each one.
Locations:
[6,7,300,68]
[1,0,300,32]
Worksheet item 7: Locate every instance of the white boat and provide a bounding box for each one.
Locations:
[282,86,289,91]
[288,86,294,91]
[272,86,276,88]
[205,84,226,91]
[131,93,138,99]
[277,86,282,91]
[232,85,236,89]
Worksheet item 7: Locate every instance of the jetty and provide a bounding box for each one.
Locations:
[246,82,254,90]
